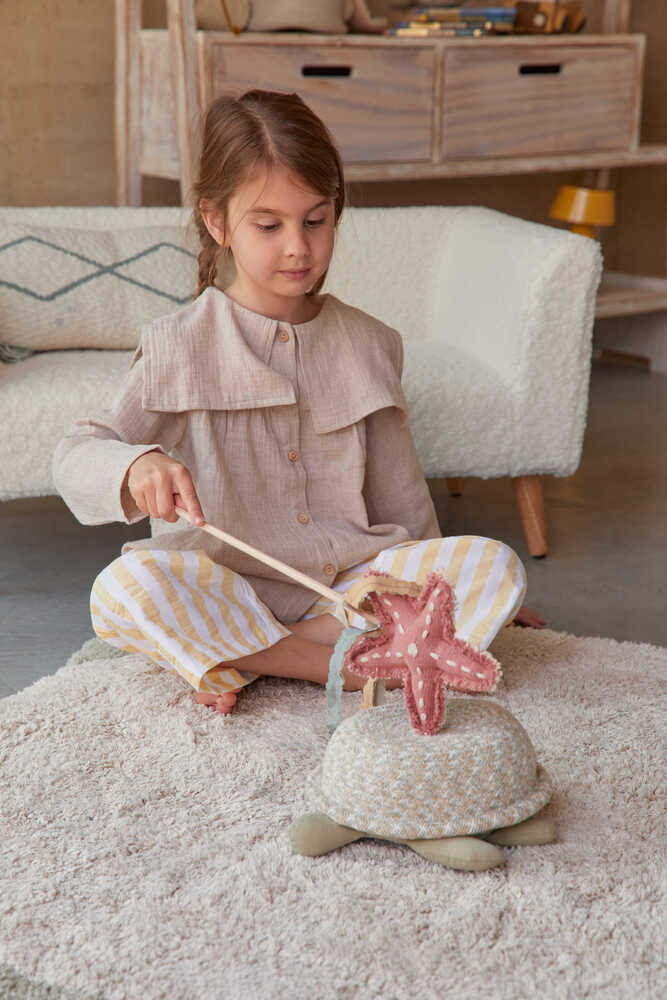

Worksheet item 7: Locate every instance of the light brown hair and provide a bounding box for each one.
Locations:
[192,90,346,298]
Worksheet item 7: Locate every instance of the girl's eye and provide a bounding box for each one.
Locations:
[255,218,326,233]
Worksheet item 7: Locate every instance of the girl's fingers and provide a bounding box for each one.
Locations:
[173,469,205,526]
[127,456,202,525]
[156,479,178,522]
[140,485,162,522]
[173,492,204,526]
[133,489,150,519]
[145,491,159,521]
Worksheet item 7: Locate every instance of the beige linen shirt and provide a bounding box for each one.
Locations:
[53,288,440,623]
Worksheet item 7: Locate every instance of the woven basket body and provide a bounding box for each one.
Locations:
[306,700,552,840]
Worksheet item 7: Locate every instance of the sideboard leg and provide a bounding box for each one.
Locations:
[512,475,548,558]
[115,0,142,206]
[167,0,200,205]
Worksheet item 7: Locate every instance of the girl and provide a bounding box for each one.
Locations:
[53,90,539,716]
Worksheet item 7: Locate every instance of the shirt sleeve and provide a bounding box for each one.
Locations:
[362,406,441,541]
[52,349,187,525]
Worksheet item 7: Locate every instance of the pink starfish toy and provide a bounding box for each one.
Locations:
[344,570,502,735]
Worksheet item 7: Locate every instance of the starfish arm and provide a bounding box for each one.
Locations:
[344,639,409,682]
[403,665,446,736]
[434,642,502,694]
[343,589,407,679]
[416,572,457,637]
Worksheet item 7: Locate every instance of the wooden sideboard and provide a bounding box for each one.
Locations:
[115,0,667,320]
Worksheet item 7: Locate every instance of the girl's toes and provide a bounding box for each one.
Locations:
[512,606,546,629]
[193,689,241,713]
[193,691,218,707]
[214,692,237,714]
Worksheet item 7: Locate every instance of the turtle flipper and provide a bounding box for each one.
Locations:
[290,812,365,857]
[485,815,557,847]
[407,836,505,871]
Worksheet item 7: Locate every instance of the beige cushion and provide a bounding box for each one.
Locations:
[0,349,133,500]
[248,1,352,33]
[195,0,250,31]
[194,0,387,34]
[0,220,197,350]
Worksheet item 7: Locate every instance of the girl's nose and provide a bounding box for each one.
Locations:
[284,225,310,257]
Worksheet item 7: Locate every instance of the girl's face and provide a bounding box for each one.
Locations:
[202,165,336,322]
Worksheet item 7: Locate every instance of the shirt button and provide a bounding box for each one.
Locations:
[323,564,336,576]
[297,512,309,524]
[288,449,299,462]
[277,329,290,342]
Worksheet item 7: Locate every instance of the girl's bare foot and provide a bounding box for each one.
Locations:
[512,606,546,629]
[193,690,239,714]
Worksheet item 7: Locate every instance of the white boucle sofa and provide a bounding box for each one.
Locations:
[0,205,602,556]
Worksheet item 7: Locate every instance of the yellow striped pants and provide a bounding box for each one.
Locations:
[90,536,526,696]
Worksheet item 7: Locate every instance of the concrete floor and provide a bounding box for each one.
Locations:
[1,363,665,699]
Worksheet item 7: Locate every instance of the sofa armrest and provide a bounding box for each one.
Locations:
[428,207,602,476]
[328,206,602,478]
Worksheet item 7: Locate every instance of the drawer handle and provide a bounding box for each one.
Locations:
[519,63,562,75]
[301,65,352,77]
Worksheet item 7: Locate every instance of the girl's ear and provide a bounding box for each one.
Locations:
[199,200,227,247]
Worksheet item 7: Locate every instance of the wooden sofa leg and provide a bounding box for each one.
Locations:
[447,478,464,497]
[512,476,548,558]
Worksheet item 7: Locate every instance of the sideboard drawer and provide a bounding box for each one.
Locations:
[207,43,435,163]
[441,42,642,158]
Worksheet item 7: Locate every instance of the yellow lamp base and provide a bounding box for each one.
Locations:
[549,185,615,238]
[570,223,596,239]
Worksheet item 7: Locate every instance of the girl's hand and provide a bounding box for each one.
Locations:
[126,451,205,526]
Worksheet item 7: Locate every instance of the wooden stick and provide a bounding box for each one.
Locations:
[174,507,379,627]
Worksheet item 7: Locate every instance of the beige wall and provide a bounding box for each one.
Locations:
[1,1,665,277]
[1,0,115,206]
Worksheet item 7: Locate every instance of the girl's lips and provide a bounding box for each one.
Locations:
[280,268,311,279]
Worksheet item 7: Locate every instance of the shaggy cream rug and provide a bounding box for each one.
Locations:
[0,628,664,1000]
